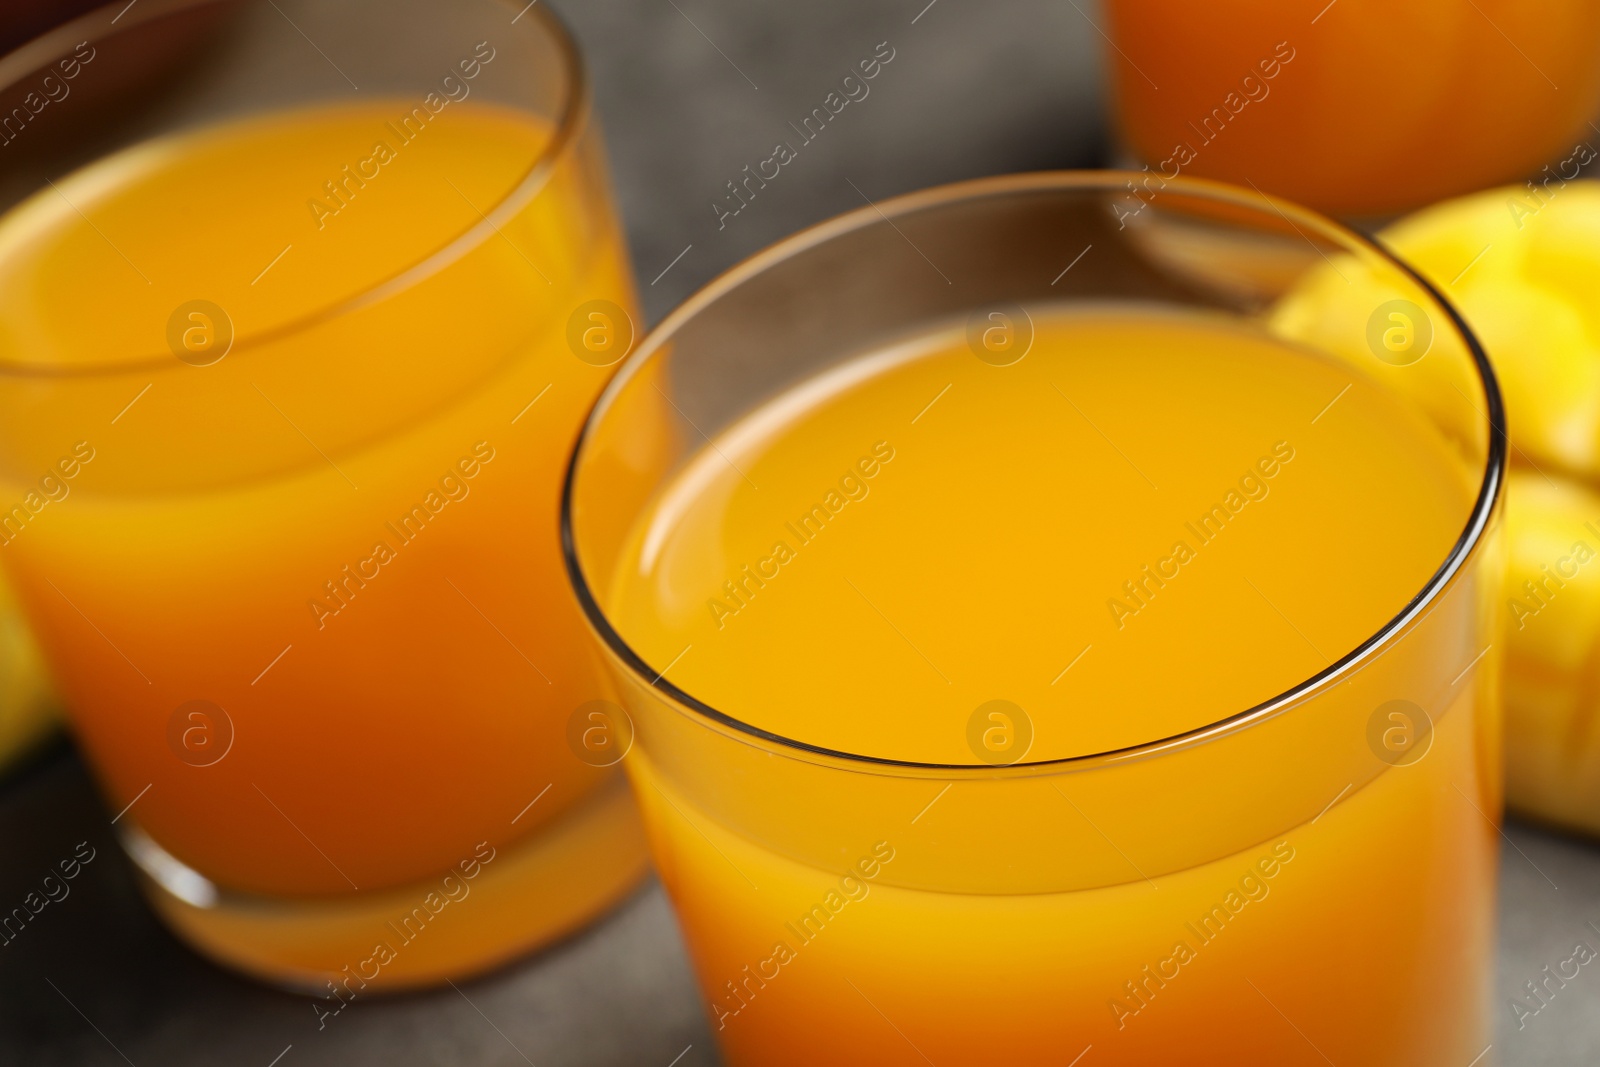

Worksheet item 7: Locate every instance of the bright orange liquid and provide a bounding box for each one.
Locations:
[1104,0,1600,217]
[0,103,638,899]
[607,311,1498,1063]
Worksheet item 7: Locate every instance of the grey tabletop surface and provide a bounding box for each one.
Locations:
[0,1,1595,1064]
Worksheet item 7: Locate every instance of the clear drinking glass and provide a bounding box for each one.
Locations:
[564,173,1506,1064]
[0,0,646,989]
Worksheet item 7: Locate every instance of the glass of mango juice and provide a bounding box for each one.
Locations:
[0,0,646,988]
[1100,0,1600,219]
[563,173,1506,1065]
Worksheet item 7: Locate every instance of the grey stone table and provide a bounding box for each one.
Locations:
[0,1,1594,1064]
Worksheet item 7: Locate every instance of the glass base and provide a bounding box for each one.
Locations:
[118,771,649,992]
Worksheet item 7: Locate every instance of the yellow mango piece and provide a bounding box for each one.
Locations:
[1275,182,1600,836]
[1502,468,1600,835]
[1453,277,1600,472]
[1383,183,1600,478]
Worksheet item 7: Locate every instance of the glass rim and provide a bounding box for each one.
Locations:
[560,170,1508,776]
[0,0,589,378]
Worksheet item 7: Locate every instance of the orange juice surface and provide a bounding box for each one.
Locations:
[0,100,638,905]
[606,311,1498,1064]
[1104,0,1600,218]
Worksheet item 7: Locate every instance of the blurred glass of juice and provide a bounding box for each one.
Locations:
[0,0,647,989]
[1101,0,1600,218]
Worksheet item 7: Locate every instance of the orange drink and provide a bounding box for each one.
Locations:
[0,1,645,988]
[565,175,1506,1064]
[1101,0,1600,218]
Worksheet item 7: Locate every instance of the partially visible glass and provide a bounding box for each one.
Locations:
[1101,0,1600,219]
[0,0,646,989]
[565,173,1506,1064]
[0,568,56,775]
